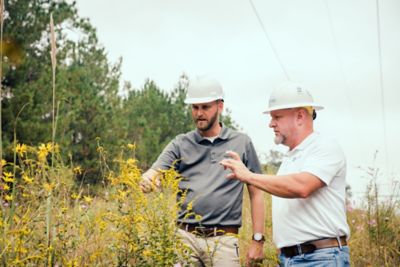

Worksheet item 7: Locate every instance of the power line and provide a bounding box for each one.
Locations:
[375,0,389,171]
[248,0,290,81]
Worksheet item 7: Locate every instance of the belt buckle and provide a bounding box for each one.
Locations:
[299,243,316,255]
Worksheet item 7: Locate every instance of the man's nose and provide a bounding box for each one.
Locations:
[269,120,275,128]
[197,109,205,116]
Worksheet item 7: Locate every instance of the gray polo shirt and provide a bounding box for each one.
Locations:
[151,126,261,227]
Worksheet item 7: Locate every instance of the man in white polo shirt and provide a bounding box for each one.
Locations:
[221,82,350,266]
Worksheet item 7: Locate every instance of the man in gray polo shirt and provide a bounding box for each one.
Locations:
[141,76,265,267]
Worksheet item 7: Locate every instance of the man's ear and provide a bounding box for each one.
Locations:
[217,100,224,113]
[295,108,307,125]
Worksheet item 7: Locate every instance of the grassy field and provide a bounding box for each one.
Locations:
[1,144,399,266]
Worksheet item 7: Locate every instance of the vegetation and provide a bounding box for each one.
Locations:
[1,143,399,266]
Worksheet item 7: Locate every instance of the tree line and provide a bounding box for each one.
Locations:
[1,0,236,183]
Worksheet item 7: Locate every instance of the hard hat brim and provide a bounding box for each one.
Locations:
[184,96,224,104]
[263,103,324,114]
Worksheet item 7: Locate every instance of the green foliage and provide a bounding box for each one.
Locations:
[121,76,192,169]
[1,0,122,183]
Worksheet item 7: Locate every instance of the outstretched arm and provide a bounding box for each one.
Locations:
[220,151,325,198]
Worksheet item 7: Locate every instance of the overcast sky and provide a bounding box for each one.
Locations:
[75,0,400,201]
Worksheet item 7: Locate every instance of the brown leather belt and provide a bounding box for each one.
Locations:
[178,223,239,237]
[280,236,347,257]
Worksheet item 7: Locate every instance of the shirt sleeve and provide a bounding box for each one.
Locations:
[302,140,346,185]
[151,138,180,171]
[244,138,262,174]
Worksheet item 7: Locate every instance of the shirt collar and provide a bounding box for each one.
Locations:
[286,131,319,156]
[194,123,230,143]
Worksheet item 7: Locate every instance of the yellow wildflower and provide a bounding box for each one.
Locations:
[187,201,193,211]
[15,143,28,157]
[126,158,136,165]
[3,184,10,190]
[66,259,78,267]
[71,193,80,200]
[0,159,6,167]
[97,219,107,232]
[20,228,31,236]
[46,142,54,152]
[17,247,27,254]
[3,171,12,178]
[118,190,128,199]
[43,183,54,193]
[5,194,13,201]
[127,143,136,150]
[22,174,34,184]
[73,166,82,175]
[142,249,152,257]
[37,144,49,161]
[3,172,14,183]
[83,195,93,204]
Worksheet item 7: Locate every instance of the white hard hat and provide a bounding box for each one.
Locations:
[263,82,324,113]
[184,76,224,104]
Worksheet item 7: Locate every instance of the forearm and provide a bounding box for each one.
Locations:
[248,185,265,233]
[247,173,312,198]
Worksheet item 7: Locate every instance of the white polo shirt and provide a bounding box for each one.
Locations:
[272,132,350,248]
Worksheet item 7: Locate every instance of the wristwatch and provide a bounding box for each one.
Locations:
[252,233,265,242]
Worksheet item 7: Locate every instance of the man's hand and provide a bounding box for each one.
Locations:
[139,169,160,193]
[219,151,253,182]
[139,176,153,193]
[246,240,264,267]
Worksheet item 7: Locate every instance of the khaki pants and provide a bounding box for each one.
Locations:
[177,228,240,267]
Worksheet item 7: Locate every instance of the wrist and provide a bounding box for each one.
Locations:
[252,232,265,243]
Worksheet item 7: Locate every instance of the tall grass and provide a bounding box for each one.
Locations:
[0,0,5,202]
[347,165,400,266]
[1,2,6,265]
[46,13,57,265]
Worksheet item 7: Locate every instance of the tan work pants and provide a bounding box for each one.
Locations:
[177,228,240,267]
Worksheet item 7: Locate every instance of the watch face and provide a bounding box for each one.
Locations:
[254,233,263,241]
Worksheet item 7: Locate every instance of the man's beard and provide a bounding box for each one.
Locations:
[195,111,218,132]
[274,134,285,145]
